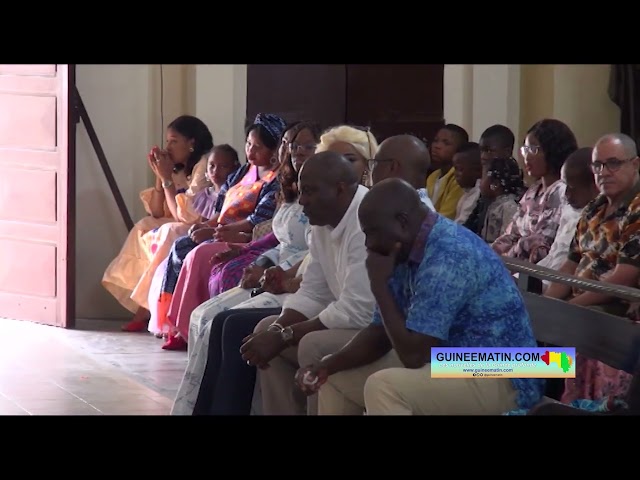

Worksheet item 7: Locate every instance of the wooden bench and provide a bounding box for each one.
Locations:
[503,257,640,415]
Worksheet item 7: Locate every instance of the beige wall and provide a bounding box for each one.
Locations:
[76,65,154,319]
[518,64,620,147]
[75,64,247,320]
[443,63,621,170]
[519,64,555,143]
[77,64,621,319]
[443,64,521,156]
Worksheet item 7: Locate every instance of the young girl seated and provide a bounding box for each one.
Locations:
[480,157,526,243]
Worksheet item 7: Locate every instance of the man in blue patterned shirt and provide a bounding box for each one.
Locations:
[295,178,545,415]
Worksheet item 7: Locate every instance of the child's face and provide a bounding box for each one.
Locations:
[208,152,236,186]
[431,128,459,170]
[453,152,479,189]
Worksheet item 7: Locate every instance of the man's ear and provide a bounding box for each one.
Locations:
[390,158,401,175]
[395,211,409,229]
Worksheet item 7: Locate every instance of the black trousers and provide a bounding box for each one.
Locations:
[192,307,282,415]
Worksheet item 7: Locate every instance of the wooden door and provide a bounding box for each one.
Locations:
[345,64,444,145]
[246,64,347,132]
[0,64,75,328]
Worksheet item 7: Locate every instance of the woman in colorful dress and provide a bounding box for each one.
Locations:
[154,113,286,344]
[162,122,321,350]
[492,119,578,264]
[101,115,214,330]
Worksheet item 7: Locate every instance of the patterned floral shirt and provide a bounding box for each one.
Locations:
[371,210,545,410]
[568,180,640,290]
[492,179,566,263]
[481,193,520,244]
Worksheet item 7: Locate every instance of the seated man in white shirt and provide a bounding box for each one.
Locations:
[241,151,376,415]
[533,147,599,291]
[368,134,435,210]
[453,142,482,224]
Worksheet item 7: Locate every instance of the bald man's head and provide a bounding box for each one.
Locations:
[592,132,640,199]
[358,178,428,261]
[595,133,638,158]
[299,151,360,187]
[371,135,431,189]
[298,151,361,227]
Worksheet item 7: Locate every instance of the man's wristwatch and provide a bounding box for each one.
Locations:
[267,322,294,345]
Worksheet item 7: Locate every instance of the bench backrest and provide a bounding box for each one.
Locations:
[504,257,640,409]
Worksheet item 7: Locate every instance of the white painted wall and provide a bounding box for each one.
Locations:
[443,64,521,155]
[443,64,620,151]
[194,65,248,156]
[75,64,248,320]
[76,65,154,319]
[443,64,473,131]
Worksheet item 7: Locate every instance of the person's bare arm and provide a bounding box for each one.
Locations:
[544,259,579,300]
[320,324,391,374]
[149,177,166,218]
[570,263,640,306]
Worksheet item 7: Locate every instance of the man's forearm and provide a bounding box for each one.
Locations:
[374,285,431,368]
[569,291,615,306]
[272,308,308,327]
[545,282,572,300]
[290,318,326,344]
[320,324,391,375]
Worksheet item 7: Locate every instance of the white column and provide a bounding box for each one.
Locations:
[195,64,247,156]
[471,64,521,148]
[443,65,473,133]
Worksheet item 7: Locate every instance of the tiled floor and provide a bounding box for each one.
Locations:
[0,317,188,415]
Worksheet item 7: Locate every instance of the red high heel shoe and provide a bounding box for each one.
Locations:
[121,319,148,332]
[162,334,187,351]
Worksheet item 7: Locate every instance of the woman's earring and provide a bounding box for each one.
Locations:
[270,156,278,166]
[189,147,194,153]
[490,184,497,191]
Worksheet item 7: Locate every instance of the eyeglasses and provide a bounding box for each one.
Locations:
[289,142,317,153]
[368,158,393,172]
[520,145,541,156]
[591,157,637,174]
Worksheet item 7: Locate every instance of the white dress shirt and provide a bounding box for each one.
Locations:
[455,179,481,224]
[417,187,435,211]
[282,185,376,329]
[536,203,583,286]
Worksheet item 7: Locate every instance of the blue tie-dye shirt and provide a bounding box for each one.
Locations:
[371,209,545,410]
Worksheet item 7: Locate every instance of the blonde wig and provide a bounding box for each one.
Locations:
[315,125,379,160]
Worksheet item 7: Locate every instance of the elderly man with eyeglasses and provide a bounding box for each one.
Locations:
[545,132,640,404]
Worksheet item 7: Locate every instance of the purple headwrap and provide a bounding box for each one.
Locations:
[253,113,287,144]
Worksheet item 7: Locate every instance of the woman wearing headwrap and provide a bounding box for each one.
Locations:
[161,122,321,351]
[153,114,286,347]
[479,156,526,243]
